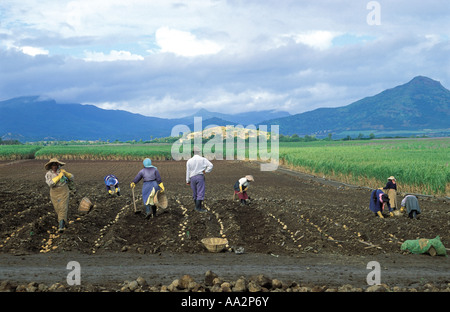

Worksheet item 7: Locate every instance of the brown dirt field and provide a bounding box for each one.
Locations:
[0,159,449,292]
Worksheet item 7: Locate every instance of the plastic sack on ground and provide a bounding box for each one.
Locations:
[401,236,447,256]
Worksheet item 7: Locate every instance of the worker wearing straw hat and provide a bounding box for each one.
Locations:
[383,176,398,211]
[131,158,165,219]
[44,158,74,232]
[233,175,254,205]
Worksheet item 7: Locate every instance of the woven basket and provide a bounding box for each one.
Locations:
[201,237,228,253]
[154,191,168,209]
[78,197,93,212]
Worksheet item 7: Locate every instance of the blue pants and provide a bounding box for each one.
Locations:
[190,174,206,200]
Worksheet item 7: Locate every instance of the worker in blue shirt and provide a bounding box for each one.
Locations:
[104,174,121,196]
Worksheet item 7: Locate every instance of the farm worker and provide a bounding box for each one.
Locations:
[401,195,421,219]
[44,158,74,232]
[104,174,120,196]
[186,147,213,212]
[131,158,165,219]
[369,188,394,218]
[233,175,254,205]
[383,176,398,210]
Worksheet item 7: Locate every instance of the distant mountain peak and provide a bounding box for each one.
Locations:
[195,108,211,113]
[407,76,444,88]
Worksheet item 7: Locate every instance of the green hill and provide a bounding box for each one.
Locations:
[261,76,450,138]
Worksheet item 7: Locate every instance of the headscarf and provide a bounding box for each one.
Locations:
[143,158,156,168]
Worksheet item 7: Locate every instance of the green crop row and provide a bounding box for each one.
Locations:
[279,138,450,196]
[0,145,43,160]
[33,144,173,160]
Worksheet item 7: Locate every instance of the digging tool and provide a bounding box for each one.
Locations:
[132,187,140,214]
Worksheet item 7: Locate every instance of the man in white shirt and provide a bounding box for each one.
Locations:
[186,147,213,212]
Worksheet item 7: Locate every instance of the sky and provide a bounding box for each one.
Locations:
[0,0,449,118]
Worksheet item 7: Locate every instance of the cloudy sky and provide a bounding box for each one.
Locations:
[0,0,449,118]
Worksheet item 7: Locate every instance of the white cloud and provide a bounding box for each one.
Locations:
[17,46,50,56]
[287,31,341,51]
[0,0,449,119]
[83,50,144,62]
[155,27,223,57]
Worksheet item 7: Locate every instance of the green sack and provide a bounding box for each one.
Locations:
[401,236,447,256]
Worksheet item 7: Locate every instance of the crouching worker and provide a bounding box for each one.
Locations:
[369,188,393,218]
[131,158,165,219]
[44,158,74,232]
[233,175,254,205]
[401,195,421,219]
[104,174,121,196]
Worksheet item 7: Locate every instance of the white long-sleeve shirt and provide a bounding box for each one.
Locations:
[186,155,213,183]
[238,177,250,189]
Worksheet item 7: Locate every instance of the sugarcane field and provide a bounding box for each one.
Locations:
[0,157,449,293]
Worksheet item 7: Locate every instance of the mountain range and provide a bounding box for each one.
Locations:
[0,76,449,142]
[0,97,289,142]
[260,76,450,137]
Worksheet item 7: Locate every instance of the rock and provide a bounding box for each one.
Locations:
[212,277,222,285]
[205,270,218,286]
[189,281,201,292]
[338,284,355,292]
[221,282,232,292]
[248,281,262,292]
[179,274,195,290]
[272,279,283,289]
[311,285,325,292]
[168,279,180,292]
[48,282,66,292]
[26,282,38,292]
[38,283,48,292]
[128,280,139,291]
[233,278,247,292]
[210,284,222,292]
[0,281,16,292]
[252,274,272,289]
[366,284,389,292]
[136,276,147,287]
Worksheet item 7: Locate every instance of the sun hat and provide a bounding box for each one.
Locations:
[245,175,254,182]
[388,176,395,180]
[44,158,65,170]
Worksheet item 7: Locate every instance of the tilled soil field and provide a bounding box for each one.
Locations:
[0,159,449,293]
